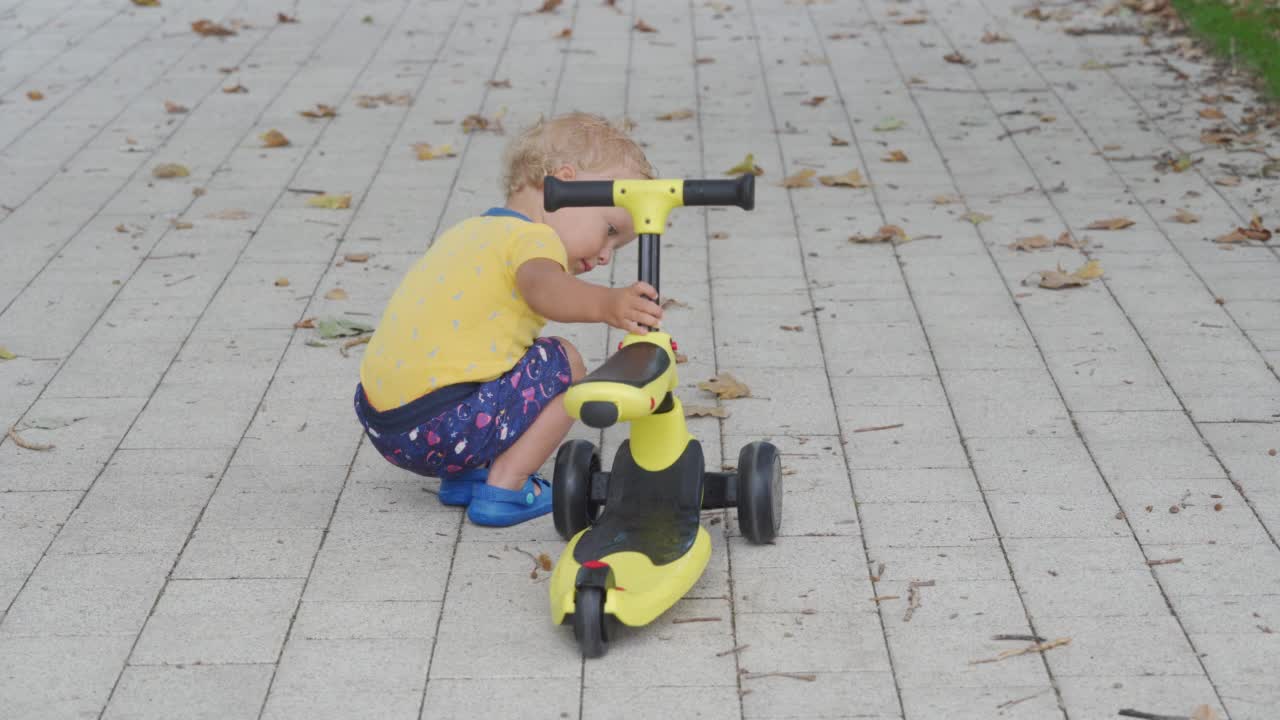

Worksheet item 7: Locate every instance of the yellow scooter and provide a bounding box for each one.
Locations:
[543,174,781,658]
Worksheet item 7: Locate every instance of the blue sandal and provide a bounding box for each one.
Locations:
[437,467,489,506]
[466,475,553,527]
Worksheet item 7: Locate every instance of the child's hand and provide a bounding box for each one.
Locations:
[604,281,663,334]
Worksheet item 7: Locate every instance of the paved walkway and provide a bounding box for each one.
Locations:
[2,0,1279,718]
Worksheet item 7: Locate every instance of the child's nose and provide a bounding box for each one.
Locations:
[597,248,612,265]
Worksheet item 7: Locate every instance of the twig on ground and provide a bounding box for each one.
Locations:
[871,595,901,603]
[852,423,904,434]
[716,644,750,657]
[903,580,934,622]
[6,426,53,451]
[1117,710,1192,720]
[996,689,1052,709]
[1146,558,1183,566]
[741,671,817,682]
[997,126,1041,140]
[992,633,1047,642]
[969,637,1070,665]
[672,616,722,624]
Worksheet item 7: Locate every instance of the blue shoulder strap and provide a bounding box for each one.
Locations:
[482,207,532,222]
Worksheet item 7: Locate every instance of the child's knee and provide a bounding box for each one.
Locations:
[550,336,586,381]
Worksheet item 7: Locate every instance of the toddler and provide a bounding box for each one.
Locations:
[354,112,664,527]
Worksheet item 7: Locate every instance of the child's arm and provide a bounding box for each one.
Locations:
[516,259,663,333]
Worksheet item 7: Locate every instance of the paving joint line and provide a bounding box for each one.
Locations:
[744,0,908,715]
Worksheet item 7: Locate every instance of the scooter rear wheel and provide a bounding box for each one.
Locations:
[553,440,602,541]
[573,586,608,658]
[736,441,782,544]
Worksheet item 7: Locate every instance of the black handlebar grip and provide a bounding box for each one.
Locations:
[682,173,754,211]
[543,176,615,211]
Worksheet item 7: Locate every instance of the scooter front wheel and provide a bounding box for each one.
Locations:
[736,441,782,544]
[573,586,608,658]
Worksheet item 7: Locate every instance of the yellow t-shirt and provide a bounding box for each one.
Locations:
[359,212,567,411]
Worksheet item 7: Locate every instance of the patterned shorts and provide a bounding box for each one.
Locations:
[354,337,573,478]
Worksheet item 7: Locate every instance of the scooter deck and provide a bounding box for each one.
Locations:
[550,439,711,627]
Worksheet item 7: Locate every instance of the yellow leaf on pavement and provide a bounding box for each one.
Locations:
[1073,259,1104,280]
[412,143,455,160]
[1172,208,1199,224]
[882,150,909,162]
[726,153,764,176]
[308,193,352,209]
[1085,217,1134,230]
[153,163,189,179]
[657,109,694,121]
[324,288,349,300]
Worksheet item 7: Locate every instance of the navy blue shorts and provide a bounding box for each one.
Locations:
[354,337,573,478]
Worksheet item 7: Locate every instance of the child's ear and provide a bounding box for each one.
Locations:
[551,164,577,181]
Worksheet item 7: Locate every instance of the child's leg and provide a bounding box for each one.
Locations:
[486,336,586,491]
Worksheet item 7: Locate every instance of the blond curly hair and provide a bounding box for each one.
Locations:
[501,112,653,197]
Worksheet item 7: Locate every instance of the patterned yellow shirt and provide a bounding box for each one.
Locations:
[360,211,567,411]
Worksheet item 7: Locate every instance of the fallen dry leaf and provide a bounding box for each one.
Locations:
[1028,259,1102,289]
[171,220,193,230]
[660,297,689,310]
[0,346,15,361]
[356,93,411,109]
[698,372,750,400]
[324,288,349,301]
[829,134,849,146]
[981,30,1009,43]
[1085,217,1134,230]
[277,12,297,23]
[782,168,817,188]
[874,118,904,131]
[898,15,927,25]
[1215,176,1241,187]
[801,95,827,107]
[294,318,317,329]
[1055,232,1086,249]
[962,211,992,225]
[726,154,764,176]
[152,163,190,179]
[343,253,370,263]
[695,56,715,64]
[164,100,188,114]
[538,553,553,571]
[275,277,290,287]
[488,79,512,89]
[882,150,909,163]
[191,19,236,36]
[685,405,729,418]
[260,129,290,148]
[554,27,572,39]
[1190,705,1220,720]
[461,110,505,133]
[26,90,44,101]
[1199,107,1225,120]
[222,83,247,94]
[300,103,337,118]
[634,18,657,32]
[1215,216,1272,244]
[1009,234,1052,251]
[819,169,868,188]
[780,325,802,332]
[206,208,251,220]
[943,51,971,65]
[412,142,455,160]
[933,194,959,205]
[657,109,694,121]
[537,0,562,11]
[307,193,352,209]
[132,0,160,5]
[849,225,908,244]
[1172,208,1199,224]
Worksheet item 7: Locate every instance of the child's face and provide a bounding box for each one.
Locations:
[543,166,640,275]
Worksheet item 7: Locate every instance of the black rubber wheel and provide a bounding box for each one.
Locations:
[572,586,608,658]
[553,439,601,541]
[736,441,782,544]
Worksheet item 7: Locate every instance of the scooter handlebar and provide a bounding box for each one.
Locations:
[543,174,755,213]
[683,174,754,211]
